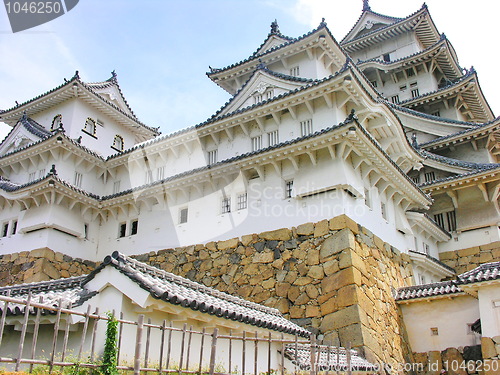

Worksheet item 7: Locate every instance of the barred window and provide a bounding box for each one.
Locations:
[74,172,83,188]
[424,171,435,182]
[434,210,457,232]
[251,135,262,151]
[179,208,188,224]
[222,197,231,214]
[391,95,400,104]
[268,130,279,146]
[113,181,121,194]
[145,170,153,184]
[157,166,165,181]
[290,66,300,76]
[300,119,313,136]
[285,180,294,198]
[237,193,247,210]
[208,150,218,165]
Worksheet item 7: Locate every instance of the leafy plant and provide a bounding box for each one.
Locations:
[100,312,119,375]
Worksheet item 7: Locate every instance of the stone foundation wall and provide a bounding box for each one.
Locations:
[481,337,500,375]
[0,248,96,286]
[413,346,483,375]
[439,242,500,274]
[134,215,415,366]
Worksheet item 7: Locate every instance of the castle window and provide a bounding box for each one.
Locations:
[290,66,300,77]
[237,193,247,210]
[434,210,457,232]
[266,89,274,100]
[11,220,17,235]
[51,114,62,130]
[118,223,127,238]
[179,208,188,224]
[145,170,153,184]
[383,53,390,62]
[399,85,407,91]
[364,188,372,209]
[130,219,139,235]
[424,171,435,182]
[251,135,262,151]
[268,130,279,146]
[412,175,420,184]
[430,327,439,336]
[113,181,121,194]
[254,94,263,104]
[83,118,96,137]
[431,111,441,117]
[28,172,36,183]
[285,180,294,198]
[411,88,420,98]
[112,135,124,151]
[370,80,378,87]
[84,224,89,240]
[381,202,387,220]
[208,150,218,165]
[157,166,165,181]
[2,223,8,237]
[38,169,46,178]
[300,119,313,136]
[391,95,400,104]
[423,243,430,255]
[74,172,83,188]
[222,197,231,214]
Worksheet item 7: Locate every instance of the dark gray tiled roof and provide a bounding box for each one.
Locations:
[0,276,92,315]
[459,262,500,284]
[396,261,500,301]
[420,150,500,171]
[418,165,500,188]
[408,250,455,273]
[284,344,377,371]
[86,252,310,337]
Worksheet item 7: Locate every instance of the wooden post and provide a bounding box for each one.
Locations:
[134,314,145,375]
[90,307,100,362]
[186,325,193,371]
[49,299,63,374]
[280,333,284,375]
[0,291,11,346]
[145,318,152,369]
[29,296,43,373]
[228,329,233,375]
[309,334,317,375]
[242,331,246,375]
[267,332,272,375]
[325,342,331,375]
[346,343,352,375]
[158,320,167,374]
[117,312,124,365]
[77,305,92,362]
[253,331,258,375]
[15,293,32,371]
[335,346,339,375]
[179,323,187,372]
[198,327,206,375]
[208,328,218,375]
[294,335,298,375]
[60,304,72,363]
[166,322,173,370]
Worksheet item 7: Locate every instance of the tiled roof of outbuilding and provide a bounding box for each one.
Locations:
[86,252,310,337]
[458,262,500,284]
[284,344,377,371]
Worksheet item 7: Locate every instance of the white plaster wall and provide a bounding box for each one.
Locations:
[477,284,500,338]
[400,295,481,353]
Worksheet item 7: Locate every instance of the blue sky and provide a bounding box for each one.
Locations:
[1,0,499,140]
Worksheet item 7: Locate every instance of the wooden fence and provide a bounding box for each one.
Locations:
[0,294,359,375]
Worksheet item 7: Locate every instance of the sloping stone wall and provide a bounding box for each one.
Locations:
[135,215,415,366]
[439,242,500,274]
[0,248,95,286]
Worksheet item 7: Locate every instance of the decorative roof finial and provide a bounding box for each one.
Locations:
[257,59,266,70]
[270,19,280,34]
[73,70,80,79]
[49,164,57,175]
[21,110,27,120]
[363,0,371,11]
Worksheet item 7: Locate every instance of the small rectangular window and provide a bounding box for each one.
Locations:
[130,220,138,235]
[208,150,218,165]
[431,111,441,117]
[364,189,371,209]
[300,119,313,136]
[251,136,262,151]
[381,202,387,220]
[11,220,17,235]
[118,223,127,238]
[267,130,279,146]
[28,172,36,183]
[113,181,121,194]
[423,243,430,255]
[254,94,263,104]
[290,66,300,76]
[74,172,83,188]
[157,166,165,181]
[411,88,420,98]
[38,169,46,178]
[222,197,231,214]
[412,175,420,184]
[285,180,294,199]
[424,171,435,182]
[383,53,390,62]
[266,90,274,100]
[237,193,247,210]
[2,223,9,237]
[179,208,188,224]
[391,95,400,104]
[84,223,89,240]
[399,85,407,91]
[430,327,439,336]
[145,170,153,184]
[434,213,444,229]
[370,80,378,87]
[446,210,457,232]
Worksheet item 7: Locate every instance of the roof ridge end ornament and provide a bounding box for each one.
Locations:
[319,17,327,27]
[270,19,280,35]
[49,164,57,176]
[362,0,371,11]
[73,70,80,80]
[21,110,27,121]
[108,70,118,82]
[257,59,267,70]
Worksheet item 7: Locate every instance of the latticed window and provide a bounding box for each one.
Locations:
[433,210,457,232]
[285,180,294,198]
[51,114,62,130]
[113,181,121,194]
[179,208,188,224]
[237,193,247,210]
[251,136,262,151]
[266,90,274,100]
[145,170,153,184]
[290,66,300,76]
[221,197,231,213]
[268,130,279,146]
[83,118,96,136]
[254,94,263,104]
[157,166,165,181]
[208,150,218,165]
[391,95,400,104]
[424,171,436,182]
[300,119,313,136]
[74,172,83,188]
[112,135,124,151]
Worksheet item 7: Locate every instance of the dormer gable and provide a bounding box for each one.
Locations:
[0,114,51,156]
[254,20,293,56]
[217,67,312,116]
